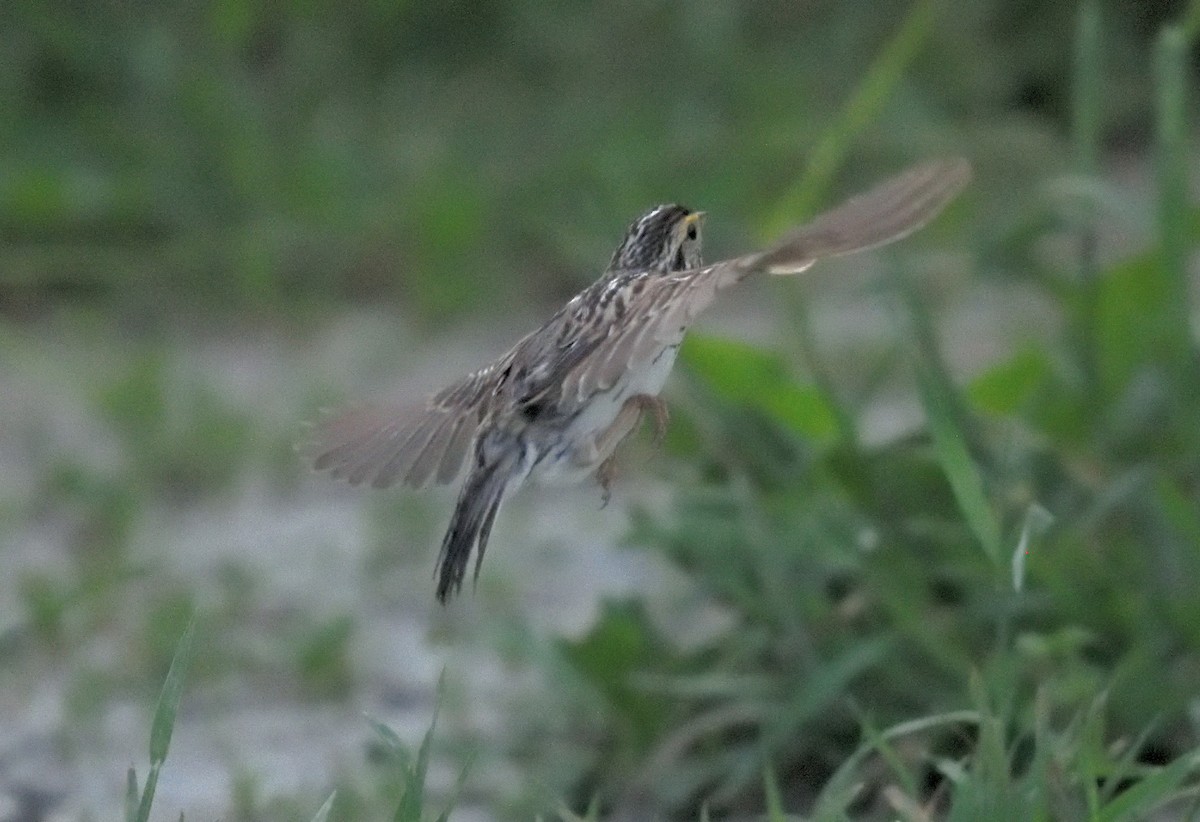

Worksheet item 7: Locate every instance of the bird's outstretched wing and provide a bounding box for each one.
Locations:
[305,360,507,489]
[559,158,972,405]
[747,157,972,273]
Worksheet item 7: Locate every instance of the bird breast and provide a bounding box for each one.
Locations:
[528,342,680,486]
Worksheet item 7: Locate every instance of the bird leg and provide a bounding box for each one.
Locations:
[596,456,618,508]
[593,393,669,506]
[636,394,670,445]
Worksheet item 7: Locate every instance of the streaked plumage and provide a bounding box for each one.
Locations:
[307,158,972,602]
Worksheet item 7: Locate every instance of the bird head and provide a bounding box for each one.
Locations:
[608,204,704,273]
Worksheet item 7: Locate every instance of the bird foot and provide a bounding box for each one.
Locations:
[593,394,669,506]
[628,394,669,445]
[597,455,617,508]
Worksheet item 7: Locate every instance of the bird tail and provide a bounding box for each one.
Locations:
[435,455,512,603]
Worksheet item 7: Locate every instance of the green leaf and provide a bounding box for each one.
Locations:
[968,347,1051,416]
[1095,251,1169,395]
[1156,475,1200,546]
[560,600,672,752]
[681,334,839,440]
[915,361,1002,564]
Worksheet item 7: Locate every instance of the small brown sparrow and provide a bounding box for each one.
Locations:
[307,159,971,602]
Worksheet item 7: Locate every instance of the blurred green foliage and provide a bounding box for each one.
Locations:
[526,1,1200,810]
[0,0,1187,319]
[3,0,1200,819]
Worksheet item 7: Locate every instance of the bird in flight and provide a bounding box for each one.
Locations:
[307,159,971,602]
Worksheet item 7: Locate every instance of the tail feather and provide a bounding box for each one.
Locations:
[435,457,511,603]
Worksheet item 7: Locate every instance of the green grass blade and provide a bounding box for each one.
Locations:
[134,764,161,822]
[133,612,197,822]
[1023,688,1054,819]
[1072,1,1102,177]
[1100,720,1162,804]
[434,748,477,822]
[367,715,412,771]
[764,761,786,821]
[125,767,139,822]
[1153,25,1194,377]
[914,360,1002,564]
[1011,503,1053,593]
[149,613,197,765]
[812,710,980,819]
[1184,0,1200,41]
[766,0,941,230]
[1080,691,1108,817]
[1071,0,1103,401]
[1096,750,1200,822]
[394,674,443,822]
[762,0,942,449]
[851,709,921,800]
[311,791,337,822]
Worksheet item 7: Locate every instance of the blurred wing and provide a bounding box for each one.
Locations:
[306,364,502,490]
[560,158,972,404]
[750,157,971,274]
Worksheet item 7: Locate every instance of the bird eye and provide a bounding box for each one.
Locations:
[686,224,697,240]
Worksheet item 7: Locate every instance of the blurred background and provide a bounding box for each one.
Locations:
[2,0,1198,819]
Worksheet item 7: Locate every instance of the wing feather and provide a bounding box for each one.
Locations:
[752,157,971,273]
[403,411,466,489]
[574,315,650,400]
[345,411,445,487]
[306,365,498,489]
[436,414,477,484]
[368,409,453,489]
[557,158,971,404]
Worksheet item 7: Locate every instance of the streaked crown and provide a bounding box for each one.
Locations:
[608,204,704,273]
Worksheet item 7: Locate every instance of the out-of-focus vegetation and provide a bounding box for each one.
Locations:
[3,0,1199,819]
[0,0,1186,317]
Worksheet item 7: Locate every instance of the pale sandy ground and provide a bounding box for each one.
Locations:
[0,246,1071,821]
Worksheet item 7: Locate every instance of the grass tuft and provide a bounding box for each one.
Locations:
[127,613,197,822]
